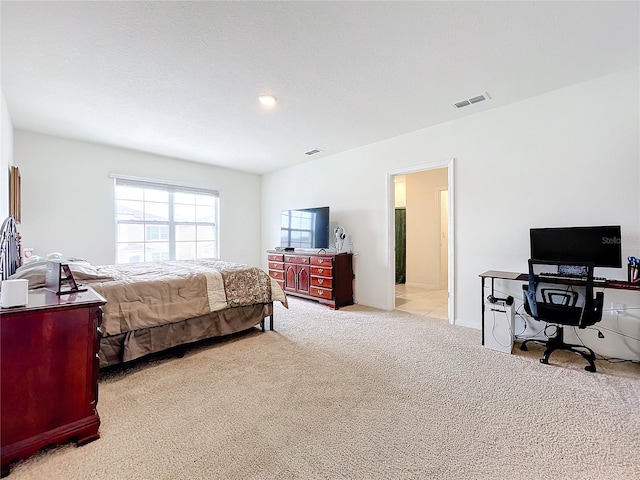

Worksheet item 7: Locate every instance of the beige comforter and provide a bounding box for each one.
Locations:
[82,260,287,336]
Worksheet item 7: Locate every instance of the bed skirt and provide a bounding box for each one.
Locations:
[99,303,273,368]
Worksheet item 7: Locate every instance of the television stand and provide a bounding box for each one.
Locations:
[267,251,354,309]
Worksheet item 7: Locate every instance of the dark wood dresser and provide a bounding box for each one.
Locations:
[267,251,354,309]
[0,287,106,476]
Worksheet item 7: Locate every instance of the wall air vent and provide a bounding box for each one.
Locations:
[304,149,322,156]
[453,92,491,109]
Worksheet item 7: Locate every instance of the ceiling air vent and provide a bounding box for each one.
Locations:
[453,92,491,109]
[304,148,322,156]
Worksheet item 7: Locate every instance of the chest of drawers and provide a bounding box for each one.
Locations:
[1,288,106,475]
[267,252,353,309]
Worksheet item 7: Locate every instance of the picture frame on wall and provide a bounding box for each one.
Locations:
[9,166,21,223]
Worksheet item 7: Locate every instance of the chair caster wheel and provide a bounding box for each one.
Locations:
[584,365,596,372]
[540,358,549,365]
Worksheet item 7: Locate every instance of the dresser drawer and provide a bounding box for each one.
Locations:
[269,270,284,281]
[268,254,284,262]
[311,256,333,267]
[310,287,332,300]
[268,262,284,271]
[310,266,332,277]
[285,255,310,265]
[311,276,333,288]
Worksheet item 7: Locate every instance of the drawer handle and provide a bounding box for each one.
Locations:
[318,259,324,264]
[317,289,324,295]
[318,279,323,284]
[318,268,324,274]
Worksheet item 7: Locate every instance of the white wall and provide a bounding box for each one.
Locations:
[262,68,640,360]
[1,92,14,219]
[394,175,406,208]
[13,131,263,266]
[406,168,447,288]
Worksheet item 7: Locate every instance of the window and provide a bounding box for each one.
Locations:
[115,178,219,264]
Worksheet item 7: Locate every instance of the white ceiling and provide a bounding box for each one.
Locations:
[2,1,638,174]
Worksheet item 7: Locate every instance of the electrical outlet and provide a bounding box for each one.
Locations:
[611,303,624,313]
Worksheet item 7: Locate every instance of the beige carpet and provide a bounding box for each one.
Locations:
[8,297,640,480]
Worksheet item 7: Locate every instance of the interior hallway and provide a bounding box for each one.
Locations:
[395,284,448,320]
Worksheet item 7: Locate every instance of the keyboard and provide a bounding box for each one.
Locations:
[539,272,607,284]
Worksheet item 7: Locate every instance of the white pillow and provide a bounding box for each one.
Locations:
[9,259,113,288]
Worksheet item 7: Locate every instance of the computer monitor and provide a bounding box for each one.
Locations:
[529,225,622,268]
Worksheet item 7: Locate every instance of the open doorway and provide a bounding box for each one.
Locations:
[388,159,454,324]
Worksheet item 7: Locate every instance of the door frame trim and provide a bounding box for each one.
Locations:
[387,158,455,324]
[436,186,449,290]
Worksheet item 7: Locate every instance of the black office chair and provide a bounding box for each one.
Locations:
[520,259,604,372]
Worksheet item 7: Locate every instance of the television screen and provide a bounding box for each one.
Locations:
[281,207,330,249]
[529,225,622,268]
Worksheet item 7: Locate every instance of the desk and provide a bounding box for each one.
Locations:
[479,270,640,346]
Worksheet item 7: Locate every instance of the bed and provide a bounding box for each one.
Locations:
[0,216,287,368]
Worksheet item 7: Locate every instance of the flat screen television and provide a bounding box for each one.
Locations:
[281,206,330,249]
[529,225,622,268]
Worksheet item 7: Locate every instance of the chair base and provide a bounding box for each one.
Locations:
[520,328,597,372]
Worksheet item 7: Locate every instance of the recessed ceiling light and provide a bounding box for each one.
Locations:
[258,94,277,106]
